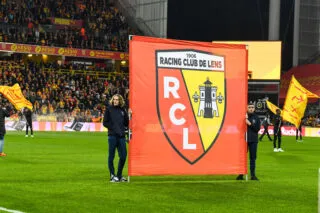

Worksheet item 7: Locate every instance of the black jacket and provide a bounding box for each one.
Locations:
[262,116,271,128]
[0,107,10,136]
[24,108,32,122]
[103,105,129,137]
[247,113,261,143]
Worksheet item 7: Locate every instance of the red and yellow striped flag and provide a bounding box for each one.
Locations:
[0,84,33,110]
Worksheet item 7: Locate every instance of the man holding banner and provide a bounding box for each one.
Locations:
[103,94,130,183]
[237,102,261,181]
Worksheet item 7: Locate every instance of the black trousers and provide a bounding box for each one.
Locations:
[259,125,272,141]
[296,126,302,140]
[248,142,258,177]
[273,128,282,148]
[108,135,127,178]
[26,119,33,135]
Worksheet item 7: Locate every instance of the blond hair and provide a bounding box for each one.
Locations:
[109,94,125,107]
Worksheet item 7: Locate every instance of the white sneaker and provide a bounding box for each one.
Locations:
[25,135,28,137]
[120,177,128,182]
[31,135,34,138]
[273,148,278,152]
[277,148,284,152]
[110,175,119,182]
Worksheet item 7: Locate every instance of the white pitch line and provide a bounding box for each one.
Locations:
[0,207,25,213]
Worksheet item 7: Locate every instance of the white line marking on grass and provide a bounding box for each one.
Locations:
[0,207,25,213]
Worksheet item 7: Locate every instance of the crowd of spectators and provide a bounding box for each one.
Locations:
[0,0,135,51]
[299,104,320,127]
[302,114,320,127]
[0,59,129,122]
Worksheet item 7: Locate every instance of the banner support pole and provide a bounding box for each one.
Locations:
[128,108,132,183]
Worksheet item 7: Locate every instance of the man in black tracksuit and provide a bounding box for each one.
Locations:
[259,114,272,141]
[237,103,261,180]
[103,94,130,182]
[23,107,33,137]
[273,109,283,152]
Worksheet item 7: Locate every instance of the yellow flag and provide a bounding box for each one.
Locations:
[266,100,281,115]
[282,76,308,128]
[290,75,319,98]
[0,84,33,110]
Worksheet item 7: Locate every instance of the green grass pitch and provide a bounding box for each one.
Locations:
[0,132,318,213]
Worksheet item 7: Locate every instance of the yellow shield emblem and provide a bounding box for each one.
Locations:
[156,50,226,164]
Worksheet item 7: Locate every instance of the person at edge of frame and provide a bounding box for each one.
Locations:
[0,101,13,157]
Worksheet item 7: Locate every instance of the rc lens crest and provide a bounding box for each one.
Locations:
[156,50,226,164]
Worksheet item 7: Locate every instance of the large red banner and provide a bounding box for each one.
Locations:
[129,36,248,176]
[0,42,128,60]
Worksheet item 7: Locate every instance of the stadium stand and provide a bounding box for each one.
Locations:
[0,0,133,122]
[0,59,129,122]
[0,0,136,51]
